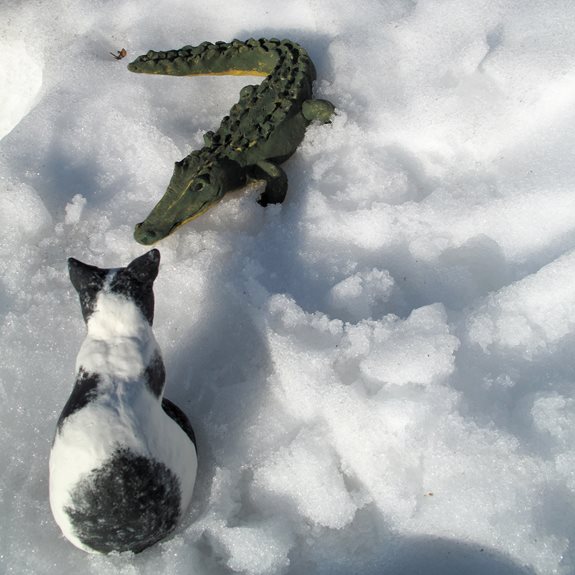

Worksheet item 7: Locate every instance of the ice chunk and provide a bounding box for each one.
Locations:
[206,518,293,575]
[328,268,395,321]
[467,250,575,356]
[357,304,460,388]
[64,195,87,225]
[531,393,575,445]
[253,431,358,529]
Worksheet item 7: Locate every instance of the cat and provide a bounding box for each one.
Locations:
[49,249,197,554]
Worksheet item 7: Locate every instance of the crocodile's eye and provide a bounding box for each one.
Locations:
[193,179,208,193]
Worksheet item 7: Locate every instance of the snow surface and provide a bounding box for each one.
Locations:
[1,0,574,573]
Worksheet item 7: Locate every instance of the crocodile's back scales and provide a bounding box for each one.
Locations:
[129,39,334,244]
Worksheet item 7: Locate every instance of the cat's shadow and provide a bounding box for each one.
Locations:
[159,274,272,523]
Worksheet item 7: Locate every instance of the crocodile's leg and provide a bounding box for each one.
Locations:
[302,99,335,124]
[248,161,288,206]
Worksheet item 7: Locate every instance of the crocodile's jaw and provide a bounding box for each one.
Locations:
[134,193,222,245]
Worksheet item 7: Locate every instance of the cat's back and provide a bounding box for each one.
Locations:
[50,384,196,554]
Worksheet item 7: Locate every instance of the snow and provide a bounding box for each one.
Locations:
[1,0,574,573]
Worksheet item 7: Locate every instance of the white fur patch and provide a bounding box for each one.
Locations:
[76,291,157,381]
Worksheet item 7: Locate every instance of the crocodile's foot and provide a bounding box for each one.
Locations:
[302,99,336,124]
[249,161,288,206]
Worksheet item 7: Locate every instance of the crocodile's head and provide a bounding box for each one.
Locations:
[134,155,242,245]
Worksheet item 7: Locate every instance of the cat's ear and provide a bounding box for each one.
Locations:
[68,258,109,323]
[126,249,160,284]
[68,258,108,294]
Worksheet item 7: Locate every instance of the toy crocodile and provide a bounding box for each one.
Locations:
[128,38,334,245]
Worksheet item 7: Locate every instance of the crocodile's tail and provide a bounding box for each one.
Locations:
[127,38,315,79]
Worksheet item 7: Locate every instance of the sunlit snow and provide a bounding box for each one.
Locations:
[1,1,574,574]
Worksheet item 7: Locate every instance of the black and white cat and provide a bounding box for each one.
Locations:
[49,249,197,554]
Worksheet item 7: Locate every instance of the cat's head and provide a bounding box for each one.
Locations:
[68,250,160,325]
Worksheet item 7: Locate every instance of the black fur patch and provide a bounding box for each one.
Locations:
[144,353,166,397]
[56,369,100,433]
[68,259,108,322]
[162,398,197,448]
[65,447,181,554]
[108,250,160,325]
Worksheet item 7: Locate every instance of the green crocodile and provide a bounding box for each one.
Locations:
[128,38,335,245]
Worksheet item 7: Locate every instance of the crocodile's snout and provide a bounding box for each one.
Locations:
[134,222,160,245]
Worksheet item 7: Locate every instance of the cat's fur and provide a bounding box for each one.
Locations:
[49,249,197,554]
